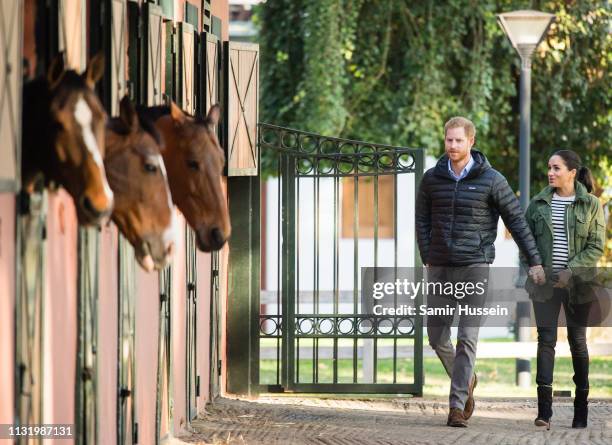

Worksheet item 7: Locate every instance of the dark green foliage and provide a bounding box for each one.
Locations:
[256,0,610,193]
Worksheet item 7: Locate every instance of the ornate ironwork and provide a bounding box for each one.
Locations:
[259,124,418,177]
[256,123,425,394]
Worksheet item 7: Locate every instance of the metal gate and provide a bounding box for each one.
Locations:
[76,227,99,443]
[258,124,424,394]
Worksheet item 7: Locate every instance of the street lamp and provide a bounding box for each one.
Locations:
[497,9,555,389]
[497,10,555,210]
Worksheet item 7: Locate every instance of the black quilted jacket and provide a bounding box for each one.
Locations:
[415,150,542,267]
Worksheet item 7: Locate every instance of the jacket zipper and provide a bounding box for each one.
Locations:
[449,179,459,259]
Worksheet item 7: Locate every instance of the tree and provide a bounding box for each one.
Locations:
[256,0,611,197]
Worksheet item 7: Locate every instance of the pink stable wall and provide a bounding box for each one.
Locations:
[172,214,188,435]
[211,0,229,41]
[97,224,119,444]
[135,253,160,445]
[0,194,15,426]
[43,189,78,430]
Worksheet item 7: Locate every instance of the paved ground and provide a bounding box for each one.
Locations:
[181,396,612,445]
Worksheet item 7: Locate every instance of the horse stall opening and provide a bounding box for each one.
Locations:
[12,1,230,444]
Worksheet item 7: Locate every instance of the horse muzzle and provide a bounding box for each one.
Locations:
[195,226,227,252]
[78,193,113,225]
[137,236,174,272]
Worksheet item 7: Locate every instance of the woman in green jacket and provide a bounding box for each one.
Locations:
[525,150,605,430]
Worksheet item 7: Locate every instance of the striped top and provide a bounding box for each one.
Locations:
[551,193,575,271]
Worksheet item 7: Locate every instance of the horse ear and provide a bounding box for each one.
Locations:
[84,52,105,89]
[119,96,139,133]
[169,101,186,125]
[205,104,221,131]
[47,53,65,88]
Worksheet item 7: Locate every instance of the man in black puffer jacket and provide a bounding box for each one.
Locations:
[416,116,544,427]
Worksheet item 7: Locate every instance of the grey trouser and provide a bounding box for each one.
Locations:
[426,264,489,410]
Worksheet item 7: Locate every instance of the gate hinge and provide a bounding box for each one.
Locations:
[196,375,200,397]
[133,422,138,444]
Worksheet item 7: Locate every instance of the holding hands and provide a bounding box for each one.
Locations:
[529,265,546,285]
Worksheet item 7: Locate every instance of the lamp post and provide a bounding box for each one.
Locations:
[497,9,555,388]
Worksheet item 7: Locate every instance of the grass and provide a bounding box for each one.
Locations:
[260,356,612,398]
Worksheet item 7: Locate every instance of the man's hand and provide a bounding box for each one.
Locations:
[554,269,572,288]
[528,265,546,285]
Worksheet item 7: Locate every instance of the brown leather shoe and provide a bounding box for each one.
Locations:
[447,407,468,427]
[463,374,478,420]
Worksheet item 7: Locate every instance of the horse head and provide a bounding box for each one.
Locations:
[22,53,113,225]
[141,103,231,252]
[105,96,176,271]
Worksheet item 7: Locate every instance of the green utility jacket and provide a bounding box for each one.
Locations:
[524,181,605,303]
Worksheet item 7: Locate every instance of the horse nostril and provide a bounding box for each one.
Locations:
[166,241,174,256]
[82,196,98,216]
[81,195,111,219]
[211,228,225,247]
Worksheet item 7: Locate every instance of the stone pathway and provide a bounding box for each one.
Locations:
[181,396,612,444]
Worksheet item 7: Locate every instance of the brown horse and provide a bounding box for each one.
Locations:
[137,103,230,251]
[22,53,113,225]
[105,96,175,271]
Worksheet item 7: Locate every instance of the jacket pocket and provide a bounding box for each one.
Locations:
[533,213,546,236]
[575,214,589,238]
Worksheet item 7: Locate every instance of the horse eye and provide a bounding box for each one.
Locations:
[186,160,200,171]
[144,163,158,173]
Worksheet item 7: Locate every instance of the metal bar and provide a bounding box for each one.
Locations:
[374,175,378,270]
[333,175,339,314]
[373,337,378,384]
[353,176,359,314]
[393,172,398,384]
[333,173,339,384]
[311,171,317,382]
[280,383,421,394]
[276,154,282,386]
[353,175,359,384]
[315,174,320,315]
[414,149,425,395]
[282,153,296,389]
[296,160,301,385]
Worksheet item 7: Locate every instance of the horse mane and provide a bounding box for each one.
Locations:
[137,105,206,125]
[107,115,162,146]
[139,115,163,144]
[58,70,87,89]
[137,105,171,123]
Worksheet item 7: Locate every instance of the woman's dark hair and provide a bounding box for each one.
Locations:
[552,149,594,193]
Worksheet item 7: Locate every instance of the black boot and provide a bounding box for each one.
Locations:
[572,388,589,428]
[535,385,553,429]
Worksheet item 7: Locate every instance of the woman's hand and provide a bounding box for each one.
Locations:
[554,269,572,288]
[529,265,546,285]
